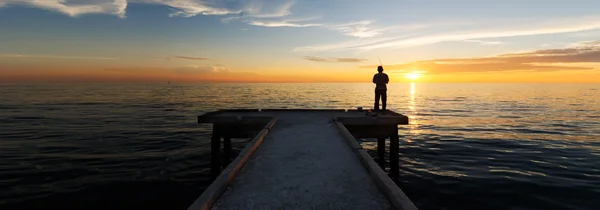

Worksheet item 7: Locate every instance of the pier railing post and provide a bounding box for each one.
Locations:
[377,137,386,169]
[211,124,222,179]
[390,125,399,182]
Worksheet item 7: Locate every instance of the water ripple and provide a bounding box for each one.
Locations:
[1,83,599,210]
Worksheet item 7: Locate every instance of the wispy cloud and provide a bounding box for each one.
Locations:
[155,0,240,17]
[360,42,600,74]
[104,65,231,74]
[227,0,323,28]
[0,0,322,28]
[326,20,427,38]
[463,39,503,45]
[0,53,117,60]
[172,65,229,74]
[221,16,241,23]
[0,0,128,18]
[249,18,322,28]
[164,56,214,61]
[293,36,406,52]
[296,15,600,52]
[328,20,379,38]
[302,56,367,63]
[0,0,295,19]
[241,0,294,18]
[569,40,600,48]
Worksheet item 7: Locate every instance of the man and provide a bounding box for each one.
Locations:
[372,66,389,112]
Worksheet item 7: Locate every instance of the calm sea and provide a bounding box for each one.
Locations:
[1,83,599,210]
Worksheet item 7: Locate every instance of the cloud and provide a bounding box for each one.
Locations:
[463,39,503,45]
[360,43,600,74]
[328,20,379,38]
[573,40,600,48]
[228,1,323,28]
[302,56,367,63]
[153,0,241,17]
[0,0,323,28]
[249,18,321,27]
[0,0,296,19]
[104,65,232,74]
[0,53,117,60]
[568,30,600,38]
[293,36,406,52]
[172,65,229,74]
[296,15,600,52]
[326,20,427,38]
[161,0,323,28]
[241,0,294,18]
[0,0,128,18]
[221,16,241,23]
[164,56,214,61]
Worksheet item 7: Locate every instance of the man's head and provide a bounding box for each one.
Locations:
[377,66,383,73]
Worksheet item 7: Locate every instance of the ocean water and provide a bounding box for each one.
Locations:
[1,83,599,210]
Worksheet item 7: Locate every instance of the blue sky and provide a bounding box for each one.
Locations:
[1,0,600,82]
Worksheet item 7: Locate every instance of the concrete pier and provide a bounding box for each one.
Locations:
[189,109,417,210]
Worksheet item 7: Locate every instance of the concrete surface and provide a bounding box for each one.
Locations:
[211,112,392,210]
[212,109,404,118]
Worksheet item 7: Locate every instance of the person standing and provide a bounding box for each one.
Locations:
[372,66,389,112]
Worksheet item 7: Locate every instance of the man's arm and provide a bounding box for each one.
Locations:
[385,74,389,84]
[372,74,377,83]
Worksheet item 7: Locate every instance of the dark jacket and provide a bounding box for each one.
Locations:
[372,73,389,90]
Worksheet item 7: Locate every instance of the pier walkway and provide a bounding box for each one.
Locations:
[188,109,417,210]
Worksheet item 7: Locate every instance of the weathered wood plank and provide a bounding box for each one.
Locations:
[335,121,418,210]
[188,118,278,210]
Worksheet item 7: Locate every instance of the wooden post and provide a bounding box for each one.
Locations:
[222,135,232,168]
[377,137,386,169]
[390,125,399,182]
[211,124,221,179]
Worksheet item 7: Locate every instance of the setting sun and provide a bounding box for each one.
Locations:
[405,71,424,80]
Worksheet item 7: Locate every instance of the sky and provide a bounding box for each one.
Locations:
[1,0,600,83]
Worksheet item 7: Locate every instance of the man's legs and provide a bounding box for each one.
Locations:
[382,90,387,111]
[374,90,381,111]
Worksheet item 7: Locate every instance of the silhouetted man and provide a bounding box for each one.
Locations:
[373,66,389,112]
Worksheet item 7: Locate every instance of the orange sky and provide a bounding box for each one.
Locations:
[3,42,600,83]
[2,66,600,83]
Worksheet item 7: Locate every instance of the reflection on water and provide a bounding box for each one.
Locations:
[408,83,420,137]
[1,83,600,210]
[409,82,416,112]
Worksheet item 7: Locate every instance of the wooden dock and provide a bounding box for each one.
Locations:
[188,109,418,210]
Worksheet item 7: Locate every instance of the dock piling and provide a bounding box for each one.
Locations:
[211,125,222,179]
[377,137,386,169]
[223,135,232,168]
[390,126,399,182]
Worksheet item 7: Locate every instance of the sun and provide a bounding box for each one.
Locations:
[405,71,423,80]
